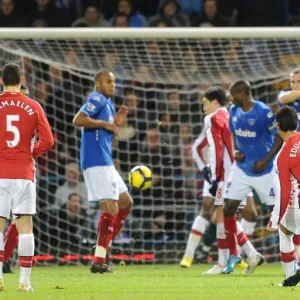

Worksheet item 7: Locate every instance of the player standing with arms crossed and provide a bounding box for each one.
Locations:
[0,63,54,291]
[222,80,283,274]
[73,70,133,273]
[267,106,300,286]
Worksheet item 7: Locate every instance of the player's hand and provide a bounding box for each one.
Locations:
[252,159,268,173]
[105,123,119,138]
[234,150,245,162]
[114,105,128,127]
[266,224,278,232]
[209,180,219,197]
[203,165,212,184]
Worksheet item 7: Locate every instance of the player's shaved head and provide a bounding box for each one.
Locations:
[94,69,112,82]
[276,106,298,132]
[1,63,23,86]
[229,80,252,96]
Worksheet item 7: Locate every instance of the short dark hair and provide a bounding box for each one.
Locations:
[276,106,298,132]
[202,86,227,106]
[229,80,252,96]
[291,68,300,75]
[68,193,82,201]
[21,84,28,90]
[2,63,22,86]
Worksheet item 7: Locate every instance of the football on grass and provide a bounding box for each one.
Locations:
[128,165,152,190]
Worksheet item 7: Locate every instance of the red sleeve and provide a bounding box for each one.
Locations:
[32,104,54,158]
[209,116,224,181]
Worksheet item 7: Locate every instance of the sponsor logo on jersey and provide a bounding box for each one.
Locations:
[235,128,256,138]
[248,118,256,126]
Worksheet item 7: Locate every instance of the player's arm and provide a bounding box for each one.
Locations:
[278,90,300,105]
[33,104,55,158]
[73,95,118,135]
[191,128,208,172]
[253,108,283,173]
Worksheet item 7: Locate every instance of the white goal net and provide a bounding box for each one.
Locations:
[0,28,298,265]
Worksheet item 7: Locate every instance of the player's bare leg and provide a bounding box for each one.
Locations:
[222,199,241,274]
[180,196,214,268]
[241,196,258,238]
[91,200,118,274]
[14,215,34,292]
[202,206,229,275]
[278,224,300,286]
[0,217,6,291]
[3,219,18,273]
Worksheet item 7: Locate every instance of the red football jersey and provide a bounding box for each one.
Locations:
[0,92,54,180]
[192,107,234,181]
[270,132,300,228]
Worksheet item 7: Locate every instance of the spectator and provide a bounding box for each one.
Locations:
[48,193,90,255]
[72,4,108,27]
[29,0,68,27]
[54,161,88,209]
[112,12,129,27]
[55,0,83,23]
[160,0,202,17]
[0,0,27,27]
[153,17,174,27]
[149,0,190,27]
[111,0,146,27]
[167,91,189,123]
[192,0,230,27]
[118,89,146,171]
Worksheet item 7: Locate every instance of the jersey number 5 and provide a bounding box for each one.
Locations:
[6,115,20,148]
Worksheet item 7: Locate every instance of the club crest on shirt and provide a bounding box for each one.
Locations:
[248,118,256,126]
[232,116,237,122]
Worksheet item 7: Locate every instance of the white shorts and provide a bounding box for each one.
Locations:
[280,208,300,235]
[215,182,248,207]
[224,162,276,206]
[202,180,213,198]
[83,166,128,202]
[0,179,36,219]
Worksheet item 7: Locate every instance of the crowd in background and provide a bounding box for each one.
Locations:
[1,0,296,261]
[0,0,300,28]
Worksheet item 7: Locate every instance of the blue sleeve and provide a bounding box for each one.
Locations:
[263,105,278,135]
[79,94,106,117]
[229,105,235,133]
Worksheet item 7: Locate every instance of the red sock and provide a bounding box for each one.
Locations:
[19,256,33,268]
[293,235,300,246]
[4,223,18,263]
[93,213,116,265]
[224,215,239,256]
[111,209,130,241]
[237,231,248,247]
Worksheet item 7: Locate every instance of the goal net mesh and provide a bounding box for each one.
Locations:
[0,36,298,265]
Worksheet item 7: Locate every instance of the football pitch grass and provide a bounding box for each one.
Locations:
[0,264,298,299]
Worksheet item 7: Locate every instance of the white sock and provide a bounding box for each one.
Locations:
[184,216,209,258]
[237,221,257,259]
[240,218,256,237]
[18,233,34,286]
[0,232,3,280]
[216,223,229,267]
[279,229,297,278]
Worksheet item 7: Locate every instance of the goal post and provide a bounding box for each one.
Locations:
[0,28,298,264]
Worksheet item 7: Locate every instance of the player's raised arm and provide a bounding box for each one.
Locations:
[32,104,55,158]
[278,69,300,104]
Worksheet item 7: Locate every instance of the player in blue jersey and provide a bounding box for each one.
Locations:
[222,80,283,274]
[73,70,133,273]
[277,68,300,131]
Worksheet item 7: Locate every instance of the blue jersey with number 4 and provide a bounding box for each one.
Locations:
[79,91,115,171]
[229,101,277,177]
